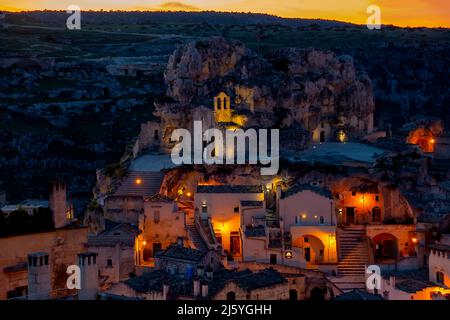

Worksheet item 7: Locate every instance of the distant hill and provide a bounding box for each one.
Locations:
[4,10,356,28]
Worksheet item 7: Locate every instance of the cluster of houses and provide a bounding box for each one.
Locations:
[1,92,449,301]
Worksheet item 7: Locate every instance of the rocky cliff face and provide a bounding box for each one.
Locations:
[162,37,375,139]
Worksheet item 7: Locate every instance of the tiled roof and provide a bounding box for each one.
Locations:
[383,269,433,293]
[88,221,139,247]
[113,171,164,198]
[145,194,174,203]
[123,268,287,299]
[281,183,332,199]
[155,245,208,262]
[196,185,263,194]
[395,279,431,293]
[334,289,384,300]
[233,268,285,290]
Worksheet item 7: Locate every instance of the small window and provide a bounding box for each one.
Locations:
[154,130,159,139]
[234,206,239,213]
[304,237,309,243]
[107,259,113,267]
[352,191,356,196]
[375,195,380,202]
[319,216,324,224]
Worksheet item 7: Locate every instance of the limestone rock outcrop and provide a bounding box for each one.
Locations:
[162,37,375,142]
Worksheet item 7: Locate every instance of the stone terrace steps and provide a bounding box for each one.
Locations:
[186,223,207,251]
[113,171,164,197]
[337,225,370,278]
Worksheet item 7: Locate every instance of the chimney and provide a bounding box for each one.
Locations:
[201,283,209,298]
[27,252,51,300]
[176,237,184,248]
[197,265,205,277]
[193,278,200,297]
[49,181,68,229]
[163,283,170,300]
[78,252,99,300]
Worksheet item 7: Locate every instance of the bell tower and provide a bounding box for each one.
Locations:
[213,92,232,123]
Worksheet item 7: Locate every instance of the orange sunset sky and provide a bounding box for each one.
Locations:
[0,0,449,27]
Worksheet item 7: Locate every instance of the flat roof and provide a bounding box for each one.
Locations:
[196,185,263,194]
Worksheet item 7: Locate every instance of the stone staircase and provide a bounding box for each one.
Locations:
[186,223,207,251]
[333,225,370,292]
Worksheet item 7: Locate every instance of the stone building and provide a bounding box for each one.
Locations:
[136,194,186,266]
[87,221,139,285]
[105,267,306,300]
[278,184,338,268]
[0,226,88,300]
[427,235,450,288]
[154,242,222,275]
[194,185,265,260]
[0,182,87,300]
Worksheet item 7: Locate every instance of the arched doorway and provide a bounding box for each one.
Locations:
[293,235,325,265]
[289,289,298,300]
[309,287,326,300]
[373,233,398,261]
[226,291,236,300]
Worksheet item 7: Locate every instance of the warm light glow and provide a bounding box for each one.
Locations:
[301,214,307,219]
[412,237,417,243]
[135,178,142,185]
[430,139,435,144]
[1,1,449,28]
[338,130,346,143]
[284,251,293,259]
[142,240,147,246]
[314,215,318,219]
[186,192,192,197]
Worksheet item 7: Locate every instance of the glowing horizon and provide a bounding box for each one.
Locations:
[1,0,449,28]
